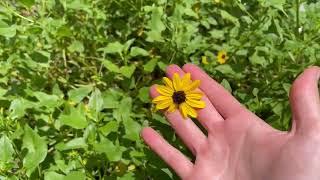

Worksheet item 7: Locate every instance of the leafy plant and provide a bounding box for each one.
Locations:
[0,0,319,179]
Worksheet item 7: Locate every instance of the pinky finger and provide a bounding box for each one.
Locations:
[141,127,193,178]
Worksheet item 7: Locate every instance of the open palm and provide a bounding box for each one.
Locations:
[142,64,320,180]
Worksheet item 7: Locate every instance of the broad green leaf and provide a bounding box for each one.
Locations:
[33,91,60,109]
[138,87,150,103]
[68,41,84,53]
[84,124,97,144]
[88,88,104,118]
[220,10,239,26]
[64,171,85,180]
[67,0,90,12]
[130,47,149,57]
[120,65,136,78]
[209,30,224,39]
[56,138,88,151]
[102,91,120,109]
[44,171,65,180]
[68,85,93,103]
[30,50,51,63]
[101,60,120,73]
[0,26,16,38]
[146,7,166,42]
[93,137,123,162]
[18,0,35,7]
[9,99,26,119]
[119,172,135,180]
[123,117,141,141]
[59,107,88,129]
[143,58,158,72]
[260,0,286,11]
[0,135,14,163]
[99,121,118,136]
[215,64,235,75]
[249,52,268,67]
[22,125,47,176]
[100,41,124,54]
[220,79,232,93]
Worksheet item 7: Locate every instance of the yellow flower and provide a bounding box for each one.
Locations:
[217,50,228,64]
[152,73,206,119]
[201,56,209,65]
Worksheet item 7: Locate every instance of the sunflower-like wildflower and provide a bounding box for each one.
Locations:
[217,50,228,64]
[152,73,206,119]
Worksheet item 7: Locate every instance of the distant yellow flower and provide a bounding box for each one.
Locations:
[152,73,206,119]
[217,50,228,64]
[201,56,209,65]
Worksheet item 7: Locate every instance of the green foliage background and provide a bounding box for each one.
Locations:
[0,0,319,179]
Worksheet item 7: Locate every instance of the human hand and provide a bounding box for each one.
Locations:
[141,64,320,180]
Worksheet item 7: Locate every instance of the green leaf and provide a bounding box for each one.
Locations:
[0,25,16,38]
[44,171,65,180]
[130,47,149,57]
[220,10,239,26]
[0,135,14,163]
[99,121,119,136]
[18,0,35,7]
[68,41,84,53]
[30,50,51,63]
[260,0,286,11]
[101,60,120,73]
[146,7,166,42]
[100,41,124,54]
[33,91,60,109]
[143,58,158,72]
[9,99,26,119]
[88,88,104,119]
[138,87,150,103]
[123,117,141,141]
[22,125,47,176]
[93,137,123,162]
[68,85,93,103]
[215,64,235,75]
[59,107,88,129]
[120,65,136,78]
[220,79,232,93]
[119,172,135,180]
[56,138,88,151]
[249,52,268,67]
[102,91,120,109]
[64,171,85,180]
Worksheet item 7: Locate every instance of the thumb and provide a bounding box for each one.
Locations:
[290,66,320,135]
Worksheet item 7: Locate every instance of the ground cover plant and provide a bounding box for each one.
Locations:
[0,0,319,179]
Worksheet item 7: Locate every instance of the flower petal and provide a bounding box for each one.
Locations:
[179,103,188,119]
[156,85,174,96]
[186,91,203,100]
[156,99,173,110]
[152,95,172,103]
[186,99,206,109]
[185,103,197,118]
[167,103,177,112]
[183,80,200,92]
[162,77,174,90]
[173,73,182,91]
[181,73,191,86]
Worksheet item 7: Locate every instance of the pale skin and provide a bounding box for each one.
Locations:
[141,64,320,180]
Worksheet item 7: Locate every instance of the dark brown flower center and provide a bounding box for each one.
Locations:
[221,54,226,59]
[172,91,186,104]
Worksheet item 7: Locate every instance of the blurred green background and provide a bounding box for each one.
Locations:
[0,0,319,179]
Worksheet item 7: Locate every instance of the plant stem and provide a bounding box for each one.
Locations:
[295,0,300,38]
